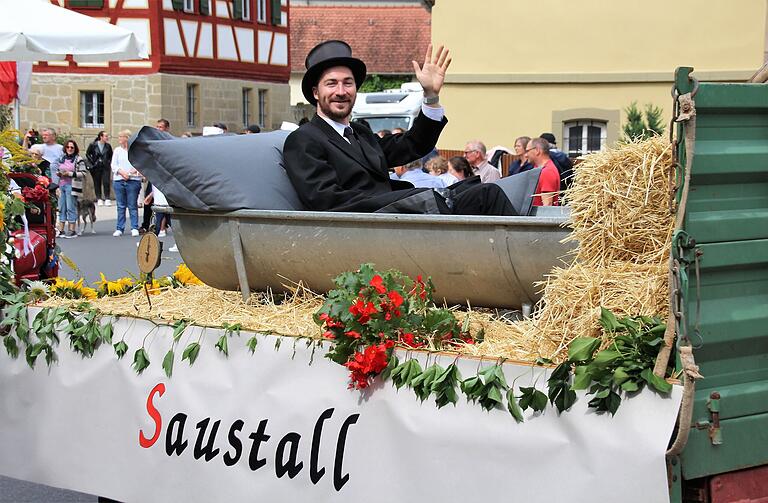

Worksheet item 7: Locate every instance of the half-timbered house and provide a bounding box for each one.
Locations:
[21,0,290,143]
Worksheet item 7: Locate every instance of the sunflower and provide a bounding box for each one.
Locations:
[95,272,135,296]
[51,277,97,300]
[173,263,203,286]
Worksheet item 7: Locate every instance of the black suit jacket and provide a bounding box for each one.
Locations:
[282,111,448,212]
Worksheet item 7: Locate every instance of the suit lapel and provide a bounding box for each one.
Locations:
[310,115,385,178]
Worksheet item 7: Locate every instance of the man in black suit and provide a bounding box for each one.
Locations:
[283,40,516,215]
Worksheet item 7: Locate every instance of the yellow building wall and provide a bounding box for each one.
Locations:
[432,0,767,148]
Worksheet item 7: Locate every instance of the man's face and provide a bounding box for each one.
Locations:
[156,122,168,132]
[463,144,483,167]
[526,141,540,165]
[41,130,54,145]
[313,66,357,122]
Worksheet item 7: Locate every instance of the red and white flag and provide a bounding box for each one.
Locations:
[0,61,32,106]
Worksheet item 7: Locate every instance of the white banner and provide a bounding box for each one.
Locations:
[0,311,682,503]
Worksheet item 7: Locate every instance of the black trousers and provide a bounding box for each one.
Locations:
[91,166,111,200]
[141,181,153,230]
[451,183,517,216]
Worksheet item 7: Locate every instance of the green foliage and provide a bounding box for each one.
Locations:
[462,364,509,412]
[162,349,175,378]
[182,342,201,365]
[547,308,672,416]
[431,363,461,408]
[114,340,128,359]
[622,101,665,141]
[246,335,258,354]
[518,386,548,413]
[132,348,150,374]
[358,74,410,93]
[506,389,524,423]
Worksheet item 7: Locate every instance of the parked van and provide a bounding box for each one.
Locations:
[351,82,423,133]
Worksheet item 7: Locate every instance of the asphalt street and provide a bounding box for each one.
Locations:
[3,204,182,502]
[54,204,183,284]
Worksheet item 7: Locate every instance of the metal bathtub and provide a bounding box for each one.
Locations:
[161,206,575,309]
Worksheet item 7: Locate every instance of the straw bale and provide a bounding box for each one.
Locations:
[42,283,325,339]
[565,136,674,268]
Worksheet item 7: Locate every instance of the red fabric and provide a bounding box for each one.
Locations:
[11,230,47,276]
[532,159,561,206]
[0,62,18,105]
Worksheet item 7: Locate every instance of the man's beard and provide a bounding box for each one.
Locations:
[319,98,353,122]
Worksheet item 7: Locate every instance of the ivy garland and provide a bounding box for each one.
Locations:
[0,266,675,423]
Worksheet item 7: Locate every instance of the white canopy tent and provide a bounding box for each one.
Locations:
[0,0,149,128]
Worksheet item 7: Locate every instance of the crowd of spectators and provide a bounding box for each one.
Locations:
[18,120,571,240]
[17,119,267,246]
[384,130,574,208]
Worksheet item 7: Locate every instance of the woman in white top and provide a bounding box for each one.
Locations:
[110,130,143,237]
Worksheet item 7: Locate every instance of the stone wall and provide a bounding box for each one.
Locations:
[20,73,291,145]
[158,73,291,135]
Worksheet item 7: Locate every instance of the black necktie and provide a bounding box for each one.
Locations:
[343,127,363,155]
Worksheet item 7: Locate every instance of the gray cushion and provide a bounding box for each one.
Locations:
[494,168,542,216]
[128,126,305,211]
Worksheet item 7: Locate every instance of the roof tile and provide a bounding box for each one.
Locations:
[290,6,431,74]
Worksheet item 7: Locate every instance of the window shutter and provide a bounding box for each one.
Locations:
[171,0,185,11]
[199,0,209,15]
[270,0,281,25]
[69,0,104,7]
[232,0,243,20]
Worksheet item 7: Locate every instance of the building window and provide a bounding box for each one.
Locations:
[199,0,211,15]
[233,0,251,20]
[242,88,252,127]
[183,0,194,12]
[258,89,267,127]
[563,120,607,157]
[270,0,281,25]
[186,84,198,127]
[256,0,267,23]
[80,91,104,128]
[69,0,104,8]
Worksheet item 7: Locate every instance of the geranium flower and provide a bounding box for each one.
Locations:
[344,342,393,389]
[349,299,378,324]
[369,274,386,294]
[345,330,361,339]
[387,290,403,307]
[401,332,425,348]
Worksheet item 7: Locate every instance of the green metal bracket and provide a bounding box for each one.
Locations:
[674,67,695,95]
[667,456,683,503]
[694,391,723,446]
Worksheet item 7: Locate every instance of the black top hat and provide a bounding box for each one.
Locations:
[301,40,366,105]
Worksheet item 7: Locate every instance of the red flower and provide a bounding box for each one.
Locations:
[400,332,424,348]
[410,275,428,301]
[369,274,387,294]
[322,331,336,340]
[37,176,50,187]
[21,185,49,203]
[349,299,378,324]
[345,330,361,339]
[387,290,404,308]
[344,342,392,389]
[319,312,345,328]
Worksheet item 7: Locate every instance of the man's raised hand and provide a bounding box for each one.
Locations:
[412,44,452,99]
